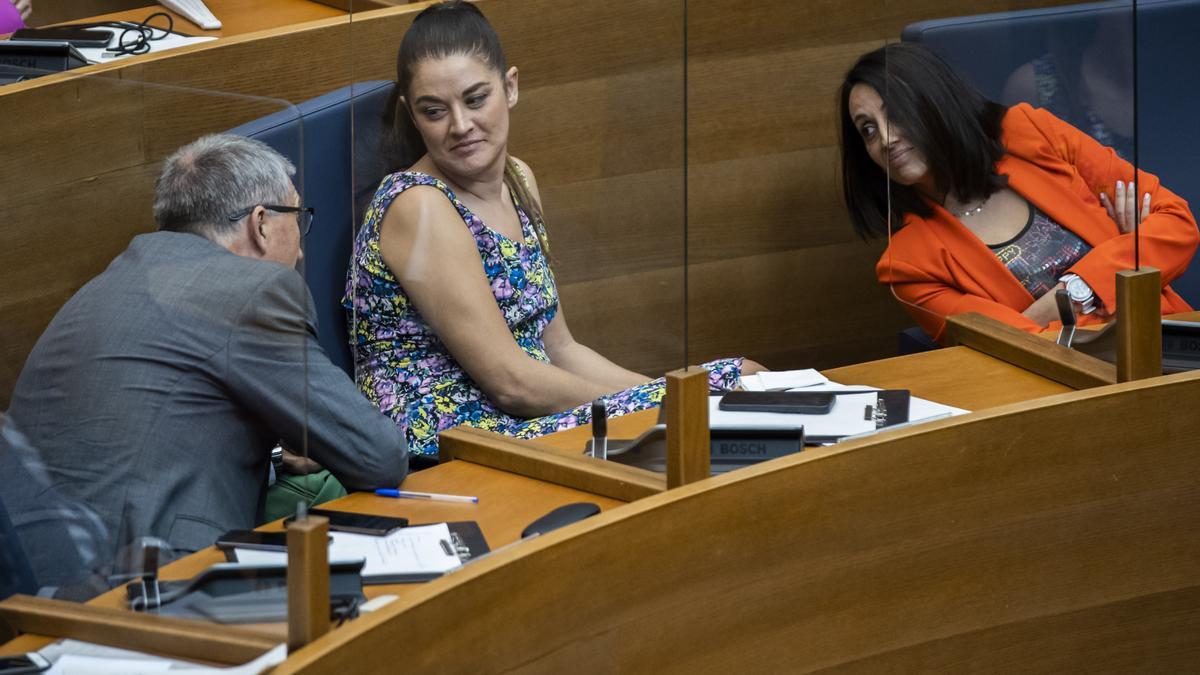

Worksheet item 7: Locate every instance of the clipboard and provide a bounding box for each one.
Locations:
[598,390,916,474]
[357,521,491,585]
[705,390,912,444]
[224,521,490,585]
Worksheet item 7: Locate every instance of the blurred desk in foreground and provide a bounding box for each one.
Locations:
[70,1,344,37]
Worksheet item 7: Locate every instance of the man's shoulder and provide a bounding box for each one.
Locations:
[91,232,312,336]
[139,231,283,274]
[130,231,302,296]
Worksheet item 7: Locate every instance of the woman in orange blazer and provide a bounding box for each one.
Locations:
[838,44,1199,343]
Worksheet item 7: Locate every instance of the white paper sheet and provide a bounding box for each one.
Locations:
[232,523,462,577]
[739,373,765,391]
[711,381,969,440]
[755,369,829,391]
[41,640,286,674]
[799,382,969,423]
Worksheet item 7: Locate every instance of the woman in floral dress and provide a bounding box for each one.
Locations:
[345,1,752,460]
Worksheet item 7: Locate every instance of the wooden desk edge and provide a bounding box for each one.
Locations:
[0,2,432,96]
[438,427,666,501]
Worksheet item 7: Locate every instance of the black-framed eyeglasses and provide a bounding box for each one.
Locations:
[227,205,315,237]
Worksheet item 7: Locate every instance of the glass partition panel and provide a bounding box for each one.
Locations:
[682,0,922,379]
[1133,0,1200,312]
[0,55,350,603]
[347,0,689,461]
[875,1,1147,352]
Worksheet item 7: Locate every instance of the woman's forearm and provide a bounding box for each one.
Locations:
[489,358,614,418]
[548,341,649,391]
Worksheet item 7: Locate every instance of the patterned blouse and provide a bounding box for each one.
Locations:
[990,204,1091,298]
[344,170,742,457]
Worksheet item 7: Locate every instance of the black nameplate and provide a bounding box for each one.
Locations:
[1162,320,1200,372]
[0,41,88,81]
[710,428,805,464]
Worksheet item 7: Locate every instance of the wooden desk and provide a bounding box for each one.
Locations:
[4,346,1197,671]
[537,346,1074,455]
[279,367,1200,672]
[0,344,1057,657]
[78,1,344,37]
[0,460,622,657]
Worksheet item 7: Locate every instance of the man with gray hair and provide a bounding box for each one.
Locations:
[5,134,408,582]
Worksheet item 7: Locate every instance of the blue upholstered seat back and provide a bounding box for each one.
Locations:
[228,80,397,375]
[903,0,1200,305]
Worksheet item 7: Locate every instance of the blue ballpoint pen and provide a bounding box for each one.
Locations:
[376,489,478,504]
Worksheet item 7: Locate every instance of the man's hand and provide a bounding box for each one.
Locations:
[13,0,32,20]
[281,448,324,475]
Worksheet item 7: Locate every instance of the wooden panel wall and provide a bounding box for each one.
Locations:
[0,0,1073,407]
[25,0,146,26]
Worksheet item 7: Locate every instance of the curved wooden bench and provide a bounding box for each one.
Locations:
[277,369,1200,672]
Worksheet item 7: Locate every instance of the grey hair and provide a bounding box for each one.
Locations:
[153,134,296,238]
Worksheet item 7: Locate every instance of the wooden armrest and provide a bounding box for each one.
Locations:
[439,427,665,501]
[946,313,1116,389]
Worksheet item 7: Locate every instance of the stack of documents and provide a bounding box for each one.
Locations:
[740,369,828,391]
[232,523,463,583]
[39,639,285,674]
[715,380,968,443]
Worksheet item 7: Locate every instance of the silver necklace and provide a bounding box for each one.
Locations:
[954,197,988,218]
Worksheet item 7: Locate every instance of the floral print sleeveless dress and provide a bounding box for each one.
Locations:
[345,171,743,457]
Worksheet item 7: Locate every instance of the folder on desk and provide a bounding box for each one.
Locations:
[228,521,490,584]
[605,387,965,473]
[708,389,915,444]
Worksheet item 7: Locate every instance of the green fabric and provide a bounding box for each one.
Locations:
[262,470,347,524]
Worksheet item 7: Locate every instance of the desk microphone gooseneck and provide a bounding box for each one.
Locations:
[590,399,607,460]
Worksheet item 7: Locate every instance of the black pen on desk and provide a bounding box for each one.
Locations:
[591,399,607,460]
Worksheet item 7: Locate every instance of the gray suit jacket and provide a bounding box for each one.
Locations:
[6,231,407,568]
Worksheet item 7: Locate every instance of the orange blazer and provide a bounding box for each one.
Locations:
[877,103,1199,343]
